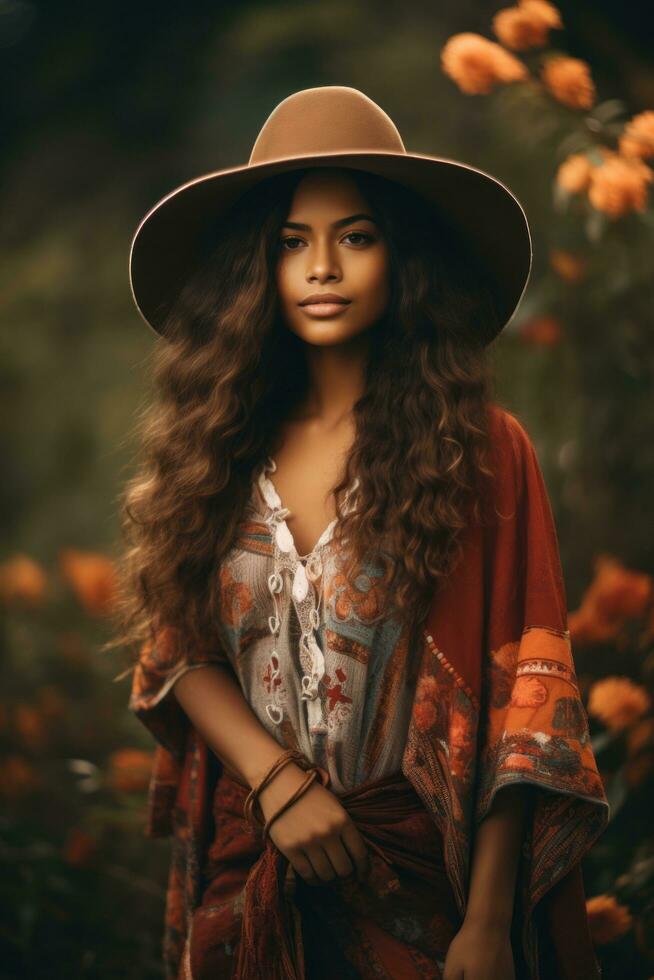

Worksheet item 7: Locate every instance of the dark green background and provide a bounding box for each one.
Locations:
[1,2,653,976]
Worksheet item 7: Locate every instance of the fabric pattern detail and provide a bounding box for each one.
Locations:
[127,405,609,980]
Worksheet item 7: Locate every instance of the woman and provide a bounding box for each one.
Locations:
[111,87,608,979]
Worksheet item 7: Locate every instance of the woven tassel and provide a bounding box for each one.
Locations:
[234,842,304,979]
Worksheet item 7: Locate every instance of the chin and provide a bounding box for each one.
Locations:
[290,318,376,344]
[302,327,369,347]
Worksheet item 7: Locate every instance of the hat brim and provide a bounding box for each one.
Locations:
[129,149,532,343]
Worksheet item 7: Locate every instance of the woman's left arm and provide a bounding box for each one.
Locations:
[443,784,529,980]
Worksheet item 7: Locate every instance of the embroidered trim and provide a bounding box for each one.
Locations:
[516,658,578,687]
[257,456,360,735]
[423,632,479,709]
[522,624,571,640]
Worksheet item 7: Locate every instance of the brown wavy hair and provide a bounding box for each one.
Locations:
[106,166,499,672]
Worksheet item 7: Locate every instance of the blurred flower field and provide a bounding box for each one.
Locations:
[439,4,654,973]
[3,544,654,975]
[0,552,168,978]
[2,0,653,976]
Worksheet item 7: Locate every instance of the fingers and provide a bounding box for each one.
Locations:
[289,849,320,885]
[322,839,355,880]
[340,822,371,881]
[289,824,369,886]
[293,835,348,885]
[268,788,371,887]
[308,844,345,883]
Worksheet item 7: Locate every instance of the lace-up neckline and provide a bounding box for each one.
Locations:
[255,455,359,733]
[257,455,340,562]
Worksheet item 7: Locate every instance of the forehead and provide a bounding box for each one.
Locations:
[286,169,370,219]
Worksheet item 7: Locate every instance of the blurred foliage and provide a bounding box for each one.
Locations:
[0,553,167,977]
[439,4,654,975]
[1,0,653,976]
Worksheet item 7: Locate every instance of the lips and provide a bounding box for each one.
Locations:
[298,293,351,317]
[299,293,350,306]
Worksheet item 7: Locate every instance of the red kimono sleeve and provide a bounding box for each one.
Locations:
[128,622,231,761]
[124,622,231,838]
[476,409,609,978]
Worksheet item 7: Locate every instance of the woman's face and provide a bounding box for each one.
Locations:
[276,169,390,347]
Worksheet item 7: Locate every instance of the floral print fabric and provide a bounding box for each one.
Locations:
[128,405,609,980]
[208,457,419,793]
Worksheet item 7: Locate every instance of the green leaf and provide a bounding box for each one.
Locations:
[605,768,629,821]
[587,146,607,166]
[557,132,594,160]
[589,99,628,124]
[553,182,573,213]
[585,209,608,243]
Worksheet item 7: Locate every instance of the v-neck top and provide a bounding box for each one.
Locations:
[178,457,419,793]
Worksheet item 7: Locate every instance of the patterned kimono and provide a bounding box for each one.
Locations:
[167,453,418,796]
[126,404,609,979]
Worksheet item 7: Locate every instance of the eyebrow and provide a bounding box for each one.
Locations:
[281,212,378,231]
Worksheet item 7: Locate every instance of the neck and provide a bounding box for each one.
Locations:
[296,332,370,428]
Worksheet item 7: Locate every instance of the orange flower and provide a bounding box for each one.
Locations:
[518,314,562,346]
[441,33,528,95]
[541,56,595,110]
[587,677,651,732]
[449,706,471,746]
[568,606,612,646]
[510,675,548,707]
[568,554,653,646]
[414,701,438,732]
[0,754,39,798]
[549,249,588,283]
[588,151,654,219]
[586,894,632,944]
[505,753,534,771]
[14,703,47,751]
[520,0,562,26]
[0,553,48,607]
[413,675,440,731]
[107,748,154,793]
[492,1,562,51]
[58,548,117,616]
[556,153,594,194]
[218,564,255,627]
[619,110,654,160]
[593,555,652,620]
[417,675,439,700]
[63,828,98,866]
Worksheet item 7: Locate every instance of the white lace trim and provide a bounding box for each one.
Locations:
[257,455,359,733]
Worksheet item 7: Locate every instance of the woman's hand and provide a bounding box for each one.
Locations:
[256,762,371,886]
[443,920,515,980]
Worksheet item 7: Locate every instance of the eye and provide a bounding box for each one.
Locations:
[342,231,373,246]
[279,235,304,251]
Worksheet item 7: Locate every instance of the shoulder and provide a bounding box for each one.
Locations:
[487,402,535,457]
[487,402,540,470]
[484,402,545,508]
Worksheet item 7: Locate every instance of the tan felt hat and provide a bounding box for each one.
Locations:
[129,85,532,343]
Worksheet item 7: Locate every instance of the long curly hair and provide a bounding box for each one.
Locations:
[106,166,499,671]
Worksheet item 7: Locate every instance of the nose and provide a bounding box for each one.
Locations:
[306,237,341,283]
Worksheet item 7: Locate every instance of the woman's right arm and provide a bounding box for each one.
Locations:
[172,665,370,885]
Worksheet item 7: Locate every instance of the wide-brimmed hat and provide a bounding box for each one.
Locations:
[129,85,532,343]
